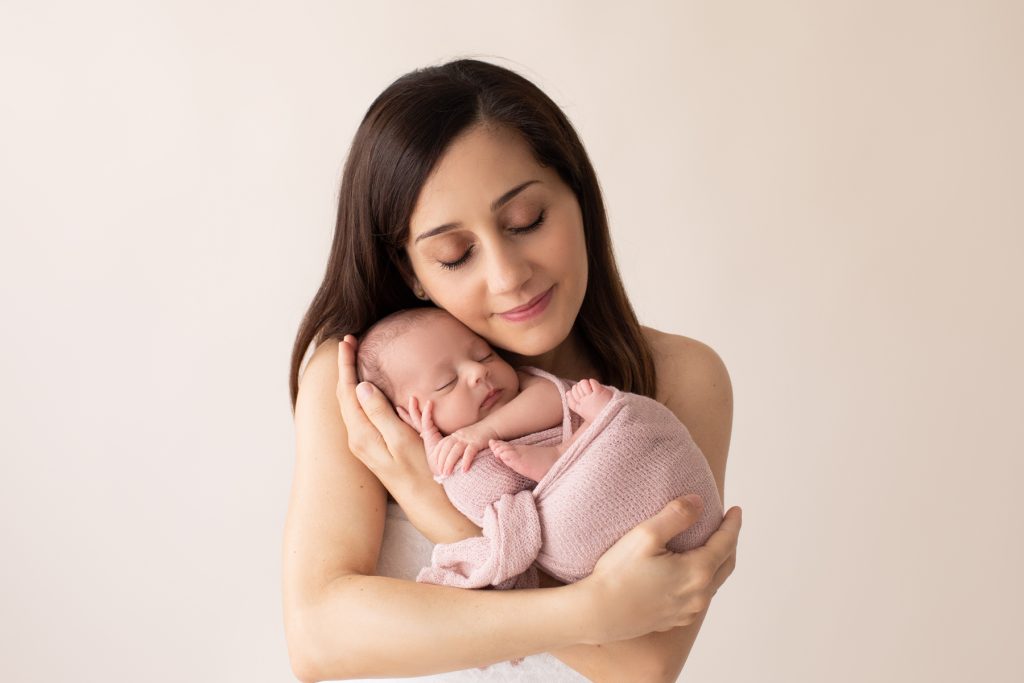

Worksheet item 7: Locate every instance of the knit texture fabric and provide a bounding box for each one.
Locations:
[416,366,724,590]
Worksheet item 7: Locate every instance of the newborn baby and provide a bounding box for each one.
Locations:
[356,307,723,590]
[356,306,612,482]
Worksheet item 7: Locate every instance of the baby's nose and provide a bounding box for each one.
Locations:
[470,362,489,383]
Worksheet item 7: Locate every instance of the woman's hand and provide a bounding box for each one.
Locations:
[575,495,742,645]
[335,335,438,499]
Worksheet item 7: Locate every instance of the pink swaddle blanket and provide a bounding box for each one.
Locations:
[416,366,724,590]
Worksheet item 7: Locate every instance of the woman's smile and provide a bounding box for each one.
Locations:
[497,285,554,323]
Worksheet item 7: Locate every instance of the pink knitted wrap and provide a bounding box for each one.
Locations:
[416,366,724,591]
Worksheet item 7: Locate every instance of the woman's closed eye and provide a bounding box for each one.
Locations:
[437,210,546,271]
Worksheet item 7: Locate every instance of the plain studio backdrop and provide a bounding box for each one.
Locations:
[1,1,1021,681]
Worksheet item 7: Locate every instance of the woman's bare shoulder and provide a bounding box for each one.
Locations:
[298,339,341,394]
[640,325,733,500]
[640,326,730,407]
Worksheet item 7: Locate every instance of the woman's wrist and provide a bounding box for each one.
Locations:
[396,478,483,544]
[554,578,603,646]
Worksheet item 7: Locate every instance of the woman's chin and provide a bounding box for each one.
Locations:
[493,325,571,360]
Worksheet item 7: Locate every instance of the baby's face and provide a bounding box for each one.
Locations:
[385,315,519,435]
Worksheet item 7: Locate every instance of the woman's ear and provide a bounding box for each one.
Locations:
[409,279,430,302]
[397,258,429,301]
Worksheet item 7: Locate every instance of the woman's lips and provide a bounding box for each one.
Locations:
[498,286,554,322]
[480,388,502,411]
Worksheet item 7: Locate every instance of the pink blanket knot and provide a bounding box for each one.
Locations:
[416,490,542,589]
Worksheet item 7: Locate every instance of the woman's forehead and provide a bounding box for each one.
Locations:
[409,126,551,235]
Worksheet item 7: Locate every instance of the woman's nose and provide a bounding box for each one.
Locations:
[485,241,532,296]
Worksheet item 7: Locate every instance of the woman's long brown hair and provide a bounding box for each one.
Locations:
[289,58,656,410]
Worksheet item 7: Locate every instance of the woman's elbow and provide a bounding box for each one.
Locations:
[638,655,683,683]
[285,613,322,683]
[289,655,318,683]
[284,607,350,683]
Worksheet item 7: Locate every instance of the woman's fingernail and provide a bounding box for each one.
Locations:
[356,382,372,400]
[684,494,702,507]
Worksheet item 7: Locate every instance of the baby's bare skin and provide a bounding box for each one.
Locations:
[490,378,613,482]
[370,310,615,480]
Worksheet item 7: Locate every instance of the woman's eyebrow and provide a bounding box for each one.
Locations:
[413,179,541,244]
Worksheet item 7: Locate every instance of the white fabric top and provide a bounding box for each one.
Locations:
[329,502,588,682]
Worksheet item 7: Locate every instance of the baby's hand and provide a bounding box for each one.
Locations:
[398,396,443,464]
[432,423,500,476]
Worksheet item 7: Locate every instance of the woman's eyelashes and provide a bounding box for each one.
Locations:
[437,210,546,271]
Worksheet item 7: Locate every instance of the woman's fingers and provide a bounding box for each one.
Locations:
[708,547,737,597]
[693,505,742,570]
[634,495,705,551]
[354,380,420,456]
[335,336,379,455]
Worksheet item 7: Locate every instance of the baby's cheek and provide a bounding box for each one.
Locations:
[431,402,457,436]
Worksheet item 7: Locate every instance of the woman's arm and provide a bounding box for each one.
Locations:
[539,332,735,683]
[283,337,740,681]
[283,341,591,680]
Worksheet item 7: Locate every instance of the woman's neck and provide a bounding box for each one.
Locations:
[502,331,596,381]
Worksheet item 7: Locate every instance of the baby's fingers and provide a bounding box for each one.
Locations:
[435,439,457,476]
[440,442,458,476]
[406,396,423,431]
[419,400,442,453]
[461,444,481,473]
[427,439,447,476]
[444,442,469,476]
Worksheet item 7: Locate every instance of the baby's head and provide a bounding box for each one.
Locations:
[356,308,520,435]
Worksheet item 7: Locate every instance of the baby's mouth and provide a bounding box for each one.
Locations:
[480,388,502,411]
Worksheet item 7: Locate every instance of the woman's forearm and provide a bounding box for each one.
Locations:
[396,478,482,544]
[547,611,709,683]
[536,569,708,683]
[297,573,590,681]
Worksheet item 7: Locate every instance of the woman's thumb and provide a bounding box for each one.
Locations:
[356,381,389,419]
[642,495,704,546]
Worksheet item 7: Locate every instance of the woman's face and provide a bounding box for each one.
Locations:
[405,124,588,357]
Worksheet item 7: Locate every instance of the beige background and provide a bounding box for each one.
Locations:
[1,1,1021,681]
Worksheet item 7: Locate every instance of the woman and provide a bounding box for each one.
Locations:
[284,58,742,682]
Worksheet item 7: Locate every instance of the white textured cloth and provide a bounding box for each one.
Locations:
[327,502,589,683]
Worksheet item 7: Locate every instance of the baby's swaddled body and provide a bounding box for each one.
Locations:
[418,366,724,589]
